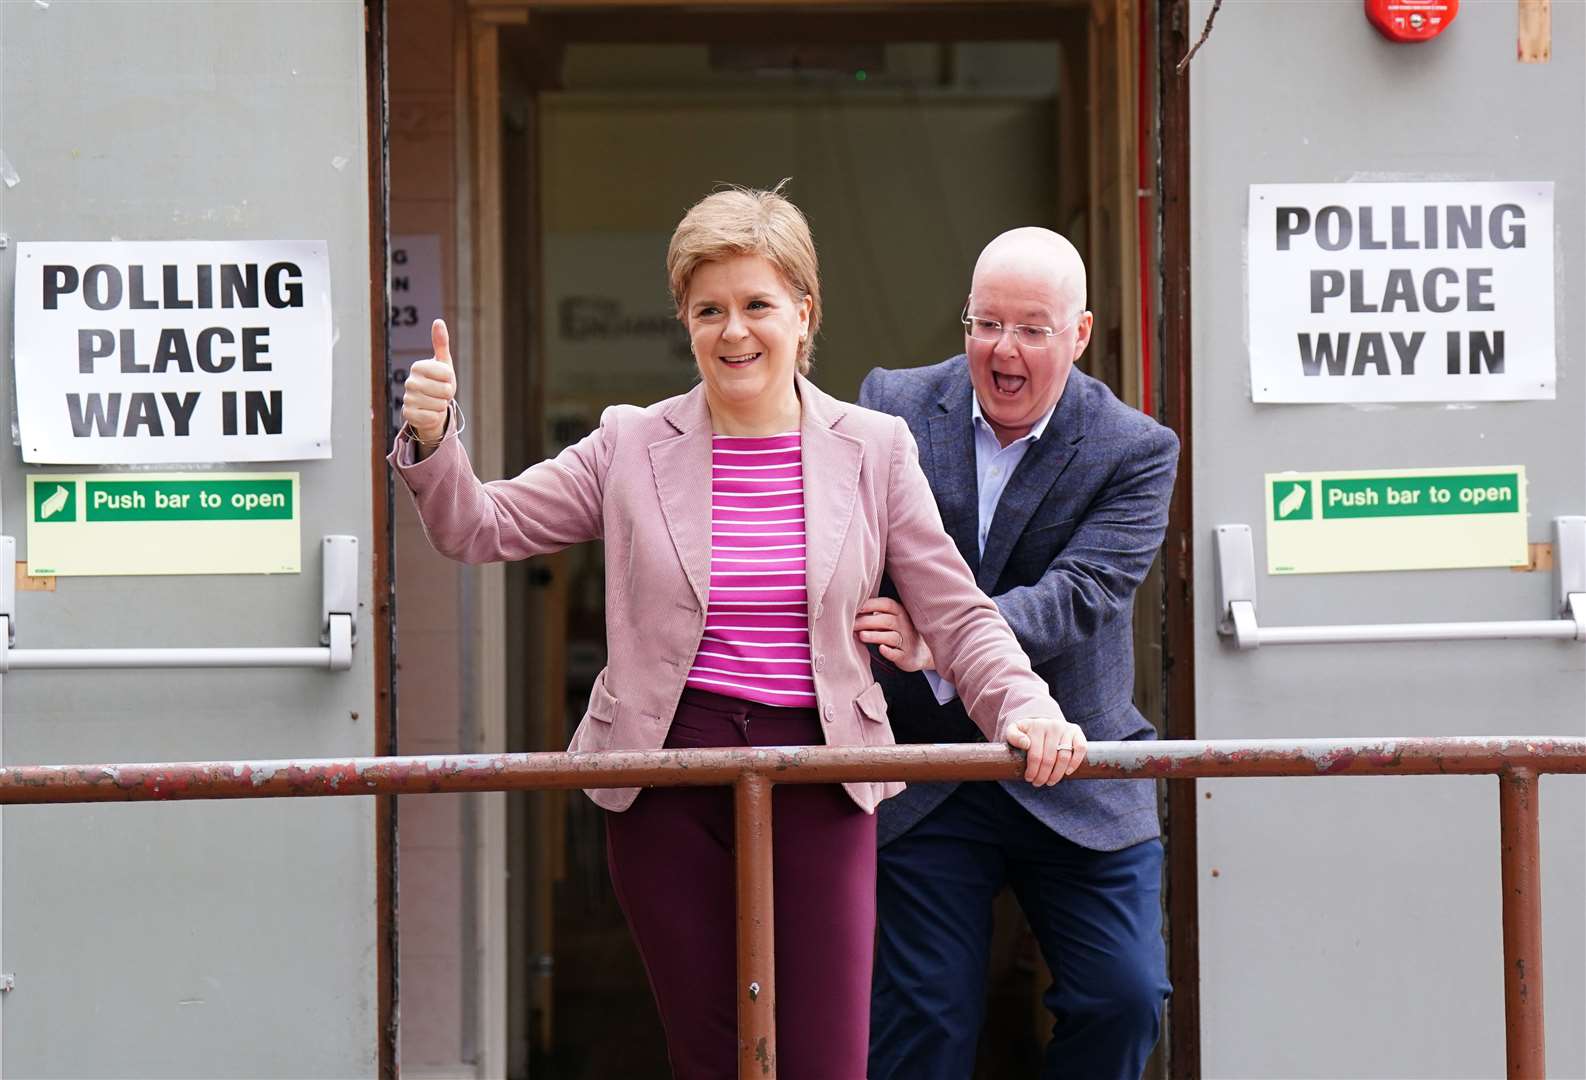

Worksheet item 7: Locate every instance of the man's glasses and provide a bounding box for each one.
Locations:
[960,304,1084,350]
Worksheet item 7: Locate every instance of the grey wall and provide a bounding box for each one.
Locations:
[1189,3,1585,1076]
[0,3,378,1076]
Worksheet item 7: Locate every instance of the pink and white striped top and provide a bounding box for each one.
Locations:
[683,432,817,709]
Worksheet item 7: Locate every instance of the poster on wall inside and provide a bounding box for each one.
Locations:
[1247,182,1554,403]
[388,234,444,353]
[543,231,695,401]
[13,241,333,463]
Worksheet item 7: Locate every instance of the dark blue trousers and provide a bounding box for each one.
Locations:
[869,782,1169,1080]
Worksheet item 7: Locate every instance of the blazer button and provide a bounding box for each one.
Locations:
[815,654,825,672]
[823,704,835,723]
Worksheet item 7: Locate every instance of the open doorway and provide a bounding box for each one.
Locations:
[485,5,1162,1077]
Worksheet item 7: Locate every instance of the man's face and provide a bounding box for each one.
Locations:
[964,261,1091,446]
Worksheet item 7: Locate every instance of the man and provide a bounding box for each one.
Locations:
[855,228,1180,1079]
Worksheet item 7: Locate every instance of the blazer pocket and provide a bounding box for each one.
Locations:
[587,668,619,724]
[854,681,896,748]
[1025,517,1077,538]
[854,680,889,724]
[1005,518,1078,579]
[568,669,619,755]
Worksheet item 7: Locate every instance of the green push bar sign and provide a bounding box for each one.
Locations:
[1266,466,1527,574]
[27,473,300,576]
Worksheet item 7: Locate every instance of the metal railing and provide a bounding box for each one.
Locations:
[1,735,1582,1079]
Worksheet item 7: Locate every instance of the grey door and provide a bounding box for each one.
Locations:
[0,4,382,1076]
[1187,3,1585,1076]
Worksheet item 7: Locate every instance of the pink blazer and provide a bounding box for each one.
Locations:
[389,375,1059,813]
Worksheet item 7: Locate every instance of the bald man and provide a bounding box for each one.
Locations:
[855,229,1179,1079]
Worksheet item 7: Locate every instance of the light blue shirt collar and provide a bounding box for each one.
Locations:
[970,391,1057,444]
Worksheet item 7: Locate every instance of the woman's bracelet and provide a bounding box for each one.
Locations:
[406,402,462,451]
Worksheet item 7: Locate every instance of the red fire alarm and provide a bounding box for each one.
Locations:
[1366,0,1458,42]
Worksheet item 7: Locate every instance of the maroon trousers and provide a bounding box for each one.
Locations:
[605,688,877,1080]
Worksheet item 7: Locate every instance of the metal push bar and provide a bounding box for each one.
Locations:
[0,535,358,671]
[1215,517,1586,649]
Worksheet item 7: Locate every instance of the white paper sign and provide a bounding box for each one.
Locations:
[389,234,443,353]
[1247,182,1554,403]
[13,240,334,463]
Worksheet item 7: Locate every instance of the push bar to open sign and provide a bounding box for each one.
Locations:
[1215,517,1586,649]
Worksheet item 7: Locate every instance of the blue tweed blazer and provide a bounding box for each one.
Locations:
[860,357,1180,852]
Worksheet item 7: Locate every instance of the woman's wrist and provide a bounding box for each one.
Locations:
[404,402,463,462]
[409,404,453,447]
[405,421,446,462]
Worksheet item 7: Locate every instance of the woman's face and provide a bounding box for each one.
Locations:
[684,254,811,417]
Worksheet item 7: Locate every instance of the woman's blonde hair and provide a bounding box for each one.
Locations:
[667,182,821,373]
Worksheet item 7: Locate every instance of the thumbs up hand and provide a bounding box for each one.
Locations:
[402,319,457,446]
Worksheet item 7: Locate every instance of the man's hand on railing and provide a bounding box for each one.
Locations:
[1005,716,1087,786]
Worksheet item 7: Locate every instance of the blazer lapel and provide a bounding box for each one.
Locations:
[926,366,982,575]
[976,375,1089,592]
[649,386,714,612]
[798,375,864,615]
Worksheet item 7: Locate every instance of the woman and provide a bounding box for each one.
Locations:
[390,186,1086,1079]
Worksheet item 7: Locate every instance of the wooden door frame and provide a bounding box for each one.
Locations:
[451,5,519,1077]
[1157,1,1199,1076]
[363,0,398,1076]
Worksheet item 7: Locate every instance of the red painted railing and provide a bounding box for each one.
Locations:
[2,735,1581,1079]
